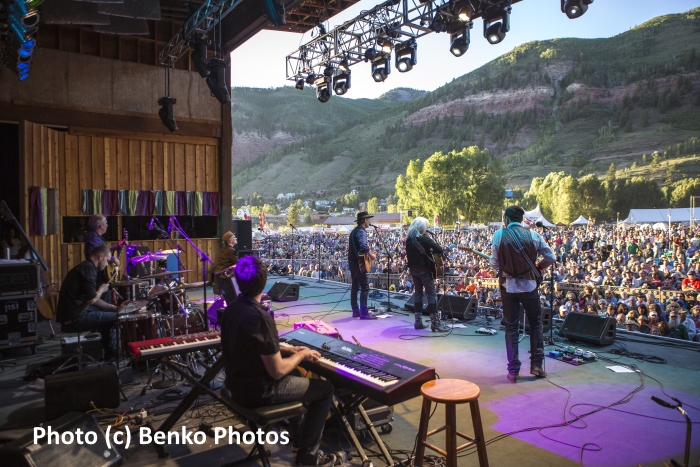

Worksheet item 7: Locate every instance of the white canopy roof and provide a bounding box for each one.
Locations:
[652,222,668,231]
[621,208,695,224]
[571,215,590,225]
[524,204,555,227]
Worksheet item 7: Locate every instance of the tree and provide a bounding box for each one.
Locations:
[670,178,700,207]
[641,110,649,127]
[395,146,505,224]
[367,197,379,214]
[577,174,609,221]
[287,204,300,227]
[262,203,279,215]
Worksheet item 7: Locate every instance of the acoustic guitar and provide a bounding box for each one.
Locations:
[358,252,372,274]
[107,229,129,283]
[457,246,491,260]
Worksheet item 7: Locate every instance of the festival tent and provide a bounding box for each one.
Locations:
[652,222,668,231]
[523,204,555,227]
[620,208,694,224]
[571,215,590,226]
[556,222,567,227]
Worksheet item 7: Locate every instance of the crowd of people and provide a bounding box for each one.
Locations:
[254,222,700,342]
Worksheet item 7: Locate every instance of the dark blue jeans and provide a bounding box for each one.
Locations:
[74,307,118,351]
[501,287,544,375]
[348,261,369,312]
[268,375,334,463]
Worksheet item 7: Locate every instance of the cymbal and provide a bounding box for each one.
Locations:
[159,249,181,254]
[140,270,192,280]
[111,278,147,287]
[132,253,168,264]
[118,299,150,314]
[181,282,205,290]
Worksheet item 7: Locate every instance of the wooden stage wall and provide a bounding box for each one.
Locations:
[21,121,221,285]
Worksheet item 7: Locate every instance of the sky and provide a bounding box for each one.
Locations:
[229,1,698,100]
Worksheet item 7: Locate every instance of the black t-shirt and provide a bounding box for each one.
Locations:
[221,295,280,406]
[56,260,98,324]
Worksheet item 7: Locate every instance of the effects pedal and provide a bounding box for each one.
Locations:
[476,328,497,335]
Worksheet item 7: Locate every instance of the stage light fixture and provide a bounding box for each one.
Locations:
[450,23,472,57]
[206,58,231,104]
[364,48,380,62]
[395,39,417,73]
[323,64,334,77]
[430,15,445,33]
[305,73,316,85]
[190,37,210,78]
[371,56,390,82]
[561,0,593,19]
[453,1,472,22]
[483,7,510,45]
[295,78,305,90]
[338,59,350,72]
[315,76,332,103]
[333,71,351,95]
[158,97,178,132]
[379,38,393,54]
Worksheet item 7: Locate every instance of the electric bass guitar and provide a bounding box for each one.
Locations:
[107,229,129,283]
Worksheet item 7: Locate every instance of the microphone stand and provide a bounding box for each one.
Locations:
[538,223,557,346]
[372,226,406,316]
[651,396,692,467]
[289,224,297,279]
[154,217,186,272]
[316,234,322,283]
[170,216,213,332]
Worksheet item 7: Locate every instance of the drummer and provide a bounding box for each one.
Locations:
[214,231,238,294]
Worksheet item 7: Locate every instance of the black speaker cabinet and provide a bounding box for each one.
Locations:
[267,282,299,302]
[558,314,616,345]
[404,293,441,314]
[438,294,478,320]
[44,365,120,421]
[232,220,253,251]
[1,412,121,467]
[519,306,552,334]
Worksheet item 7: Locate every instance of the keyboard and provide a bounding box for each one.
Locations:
[280,328,435,406]
[128,331,221,361]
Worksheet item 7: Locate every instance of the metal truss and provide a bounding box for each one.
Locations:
[159,0,245,65]
[285,0,518,81]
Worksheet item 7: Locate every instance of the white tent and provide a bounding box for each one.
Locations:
[524,204,555,227]
[571,215,590,226]
[652,222,668,231]
[621,208,696,224]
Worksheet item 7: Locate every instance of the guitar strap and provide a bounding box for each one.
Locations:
[503,227,541,283]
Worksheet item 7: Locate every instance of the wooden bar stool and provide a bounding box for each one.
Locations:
[414,379,489,467]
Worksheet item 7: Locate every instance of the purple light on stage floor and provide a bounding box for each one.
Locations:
[483,383,700,467]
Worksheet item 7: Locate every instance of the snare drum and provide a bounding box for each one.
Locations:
[118,311,160,346]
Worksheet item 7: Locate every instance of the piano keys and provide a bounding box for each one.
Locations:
[128,331,221,361]
[280,328,435,406]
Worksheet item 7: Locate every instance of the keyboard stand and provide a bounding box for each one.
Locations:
[332,392,396,466]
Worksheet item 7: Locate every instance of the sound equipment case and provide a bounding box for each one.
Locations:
[0,294,38,350]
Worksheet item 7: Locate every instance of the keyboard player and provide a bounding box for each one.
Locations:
[221,255,336,467]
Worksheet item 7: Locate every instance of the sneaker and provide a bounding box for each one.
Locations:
[296,450,336,466]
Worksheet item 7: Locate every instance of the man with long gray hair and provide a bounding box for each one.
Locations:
[406,217,448,332]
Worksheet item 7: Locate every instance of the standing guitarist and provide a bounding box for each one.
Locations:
[490,206,555,383]
[406,217,449,332]
[84,214,121,304]
[347,212,377,320]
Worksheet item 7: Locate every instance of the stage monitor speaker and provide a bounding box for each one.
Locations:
[438,294,478,320]
[44,365,120,421]
[404,293,444,315]
[232,220,253,251]
[558,314,616,346]
[519,306,552,334]
[267,282,299,302]
[2,412,122,467]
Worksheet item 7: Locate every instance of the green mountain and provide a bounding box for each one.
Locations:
[231,8,700,201]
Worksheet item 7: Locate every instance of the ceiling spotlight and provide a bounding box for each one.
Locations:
[453,1,472,22]
[372,57,390,82]
[364,48,380,62]
[205,58,231,104]
[395,39,417,73]
[305,73,316,85]
[315,76,332,103]
[338,58,350,72]
[323,64,334,77]
[379,38,393,54]
[430,15,445,33]
[561,0,593,19]
[450,23,472,57]
[190,37,210,78]
[483,6,510,45]
[295,78,304,90]
[158,97,178,132]
[334,71,351,95]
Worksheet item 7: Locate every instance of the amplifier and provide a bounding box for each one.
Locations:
[0,261,39,297]
[0,295,38,348]
[45,366,120,421]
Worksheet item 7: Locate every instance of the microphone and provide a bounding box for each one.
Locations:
[289,223,296,229]
[369,223,379,229]
[148,216,156,231]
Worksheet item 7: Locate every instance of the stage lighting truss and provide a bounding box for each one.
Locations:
[285,0,527,86]
[159,0,246,65]
[395,39,417,72]
[483,6,511,45]
[561,0,593,19]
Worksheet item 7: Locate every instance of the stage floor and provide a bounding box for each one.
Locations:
[1,278,699,467]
